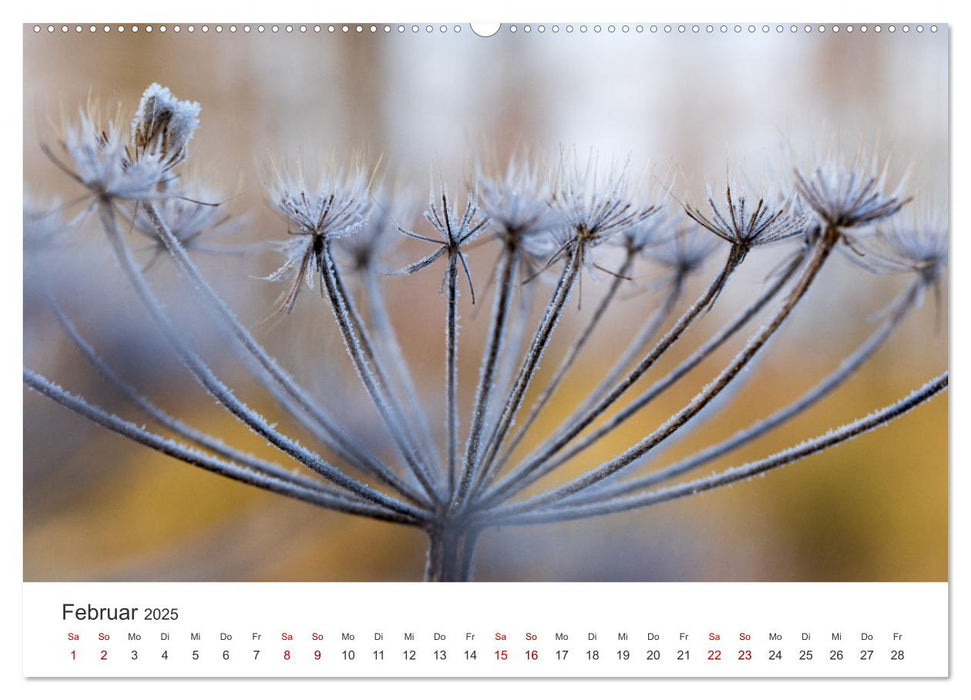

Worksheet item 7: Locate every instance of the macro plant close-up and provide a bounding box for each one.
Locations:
[23,76,947,581]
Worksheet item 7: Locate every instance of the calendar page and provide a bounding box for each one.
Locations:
[21,14,950,684]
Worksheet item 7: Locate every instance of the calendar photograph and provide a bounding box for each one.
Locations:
[23,22,948,589]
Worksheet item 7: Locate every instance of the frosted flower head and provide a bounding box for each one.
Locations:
[861,207,948,284]
[130,185,227,248]
[131,83,201,171]
[56,112,168,202]
[614,206,677,255]
[685,180,809,250]
[550,152,660,248]
[391,184,488,302]
[265,160,375,313]
[794,155,910,230]
[336,188,412,273]
[423,185,490,250]
[477,160,562,246]
[267,162,372,240]
[644,223,719,276]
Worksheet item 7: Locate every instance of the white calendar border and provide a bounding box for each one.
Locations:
[5,0,965,696]
[22,581,949,678]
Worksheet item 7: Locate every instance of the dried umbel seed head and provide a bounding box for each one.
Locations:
[863,207,948,284]
[390,185,488,301]
[551,151,660,248]
[685,180,808,250]
[423,186,489,251]
[129,184,226,247]
[615,207,678,256]
[477,160,562,245]
[265,159,375,312]
[267,161,373,240]
[131,83,201,170]
[643,223,719,277]
[336,188,413,273]
[794,155,911,230]
[57,113,169,202]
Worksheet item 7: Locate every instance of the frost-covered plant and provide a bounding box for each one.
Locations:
[24,85,948,581]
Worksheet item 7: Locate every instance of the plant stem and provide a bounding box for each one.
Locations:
[491,229,838,515]
[479,246,742,508]
[445,254,460,495]
[488,249,806,505]
[423,524,482,582]
[100,201,426,520]
[456,245,519,506]
[498,251,636,465]
[562,277,925,507]
[319,242,444,504]
[48,297,338,498]
[23,369,419,524]
[363,269,442,477]
[494,372,947,525]
[471,243,583,494]
[574,273,685,413]
[142,204,399,496]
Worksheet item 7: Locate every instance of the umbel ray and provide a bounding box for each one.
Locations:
[24,84,948,581]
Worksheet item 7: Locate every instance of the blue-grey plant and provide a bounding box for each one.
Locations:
[24,85,948,581]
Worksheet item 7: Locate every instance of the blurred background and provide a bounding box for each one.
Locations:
[23,24,947,581]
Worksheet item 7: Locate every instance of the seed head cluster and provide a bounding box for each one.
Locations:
[25,83,949,581]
